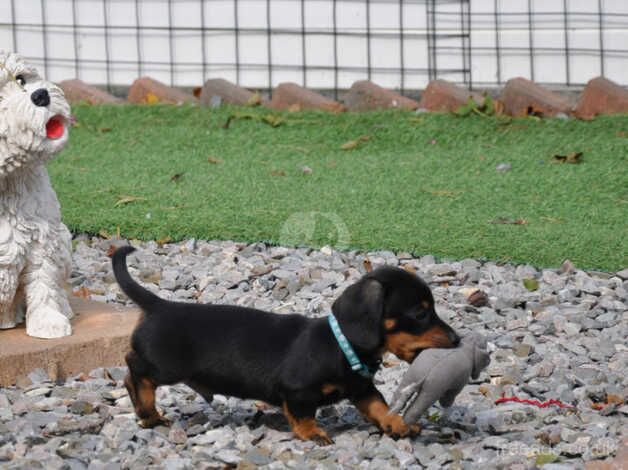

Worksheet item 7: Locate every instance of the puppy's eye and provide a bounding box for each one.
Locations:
[15,75,26,86]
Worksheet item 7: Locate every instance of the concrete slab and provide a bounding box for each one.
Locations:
[0,297,140,387]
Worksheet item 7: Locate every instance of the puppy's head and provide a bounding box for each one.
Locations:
[332,266,459,362]
[0,51,71,177]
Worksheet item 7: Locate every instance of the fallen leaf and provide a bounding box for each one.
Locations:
[490,217,528,225]
[246,92,262,107]
[97,127,112,133]
[98,230,111,239]
[617,131,626,137]
[341,140,360,150]
[114,195,146,207]
[270,169,286,177]
[262,114,284,127]
[535,454,558,466]
[144,92,160,105]
[553,152,583,163]
[170,172,184,182]
[467,289,489,307]
[156,236,172,247]
[72,286,91,298]
[207,156,222,164]
[606,394,624,405]
[427,412,440,422]
[363,258,373,273]
[340,135,370,151]
[523,278,539,291]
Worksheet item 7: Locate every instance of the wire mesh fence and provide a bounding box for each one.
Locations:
[1,0,627,95]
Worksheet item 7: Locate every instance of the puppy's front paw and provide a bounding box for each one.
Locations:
[138,414,170,428]
[310,431,334,446]
[380,414,420,439]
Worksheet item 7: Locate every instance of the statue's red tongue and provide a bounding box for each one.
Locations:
[46,116,64,139]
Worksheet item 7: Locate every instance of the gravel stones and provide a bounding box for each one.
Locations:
[1,236,625,468]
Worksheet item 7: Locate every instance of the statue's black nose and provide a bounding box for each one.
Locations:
[31,88,50,107]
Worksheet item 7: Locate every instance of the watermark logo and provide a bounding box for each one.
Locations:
[279,211,350,250]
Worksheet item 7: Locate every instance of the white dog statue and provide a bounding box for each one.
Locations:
[0,51,74,338]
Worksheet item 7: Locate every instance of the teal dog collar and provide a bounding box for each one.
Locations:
[327,313,374,379]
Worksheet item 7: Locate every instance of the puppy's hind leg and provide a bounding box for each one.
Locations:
[125,351,169,428]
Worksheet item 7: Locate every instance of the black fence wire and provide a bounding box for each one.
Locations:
[2,0,627,97]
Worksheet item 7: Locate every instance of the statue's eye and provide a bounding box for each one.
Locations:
[15,75,26,86]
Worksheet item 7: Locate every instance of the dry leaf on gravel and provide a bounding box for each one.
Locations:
[156,236,173,247]
[72,286,91,298]
[523,278,539,291]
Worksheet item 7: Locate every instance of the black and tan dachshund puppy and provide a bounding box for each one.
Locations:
[112,246,459,445]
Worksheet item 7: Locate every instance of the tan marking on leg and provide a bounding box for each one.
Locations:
[355,395,420,438]
[321,383,344,395]
[282,402,332,445]
[135,377,168,428]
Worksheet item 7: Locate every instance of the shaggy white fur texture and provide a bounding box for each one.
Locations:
[0,51,74,338]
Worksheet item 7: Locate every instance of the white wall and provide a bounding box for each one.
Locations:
[0,0,626,90]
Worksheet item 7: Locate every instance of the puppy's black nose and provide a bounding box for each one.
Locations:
[31,88,50,107]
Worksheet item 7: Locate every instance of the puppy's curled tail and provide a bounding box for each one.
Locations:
[112,246,161,309]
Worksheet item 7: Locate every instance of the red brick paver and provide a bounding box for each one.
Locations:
[58,79,123,105]
[127,76,197,105]
[343,80,419,111]
[200,78,262,106]
[418,79,483,112]
[500,77,572,117]
[575,77,628,119]
[268,82,346,112]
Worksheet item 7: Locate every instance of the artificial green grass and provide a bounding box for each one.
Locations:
[50,105,628,271]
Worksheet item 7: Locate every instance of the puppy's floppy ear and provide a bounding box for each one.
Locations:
[331,278,385,351]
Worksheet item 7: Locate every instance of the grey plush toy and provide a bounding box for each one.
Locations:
[390,334,490,423]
